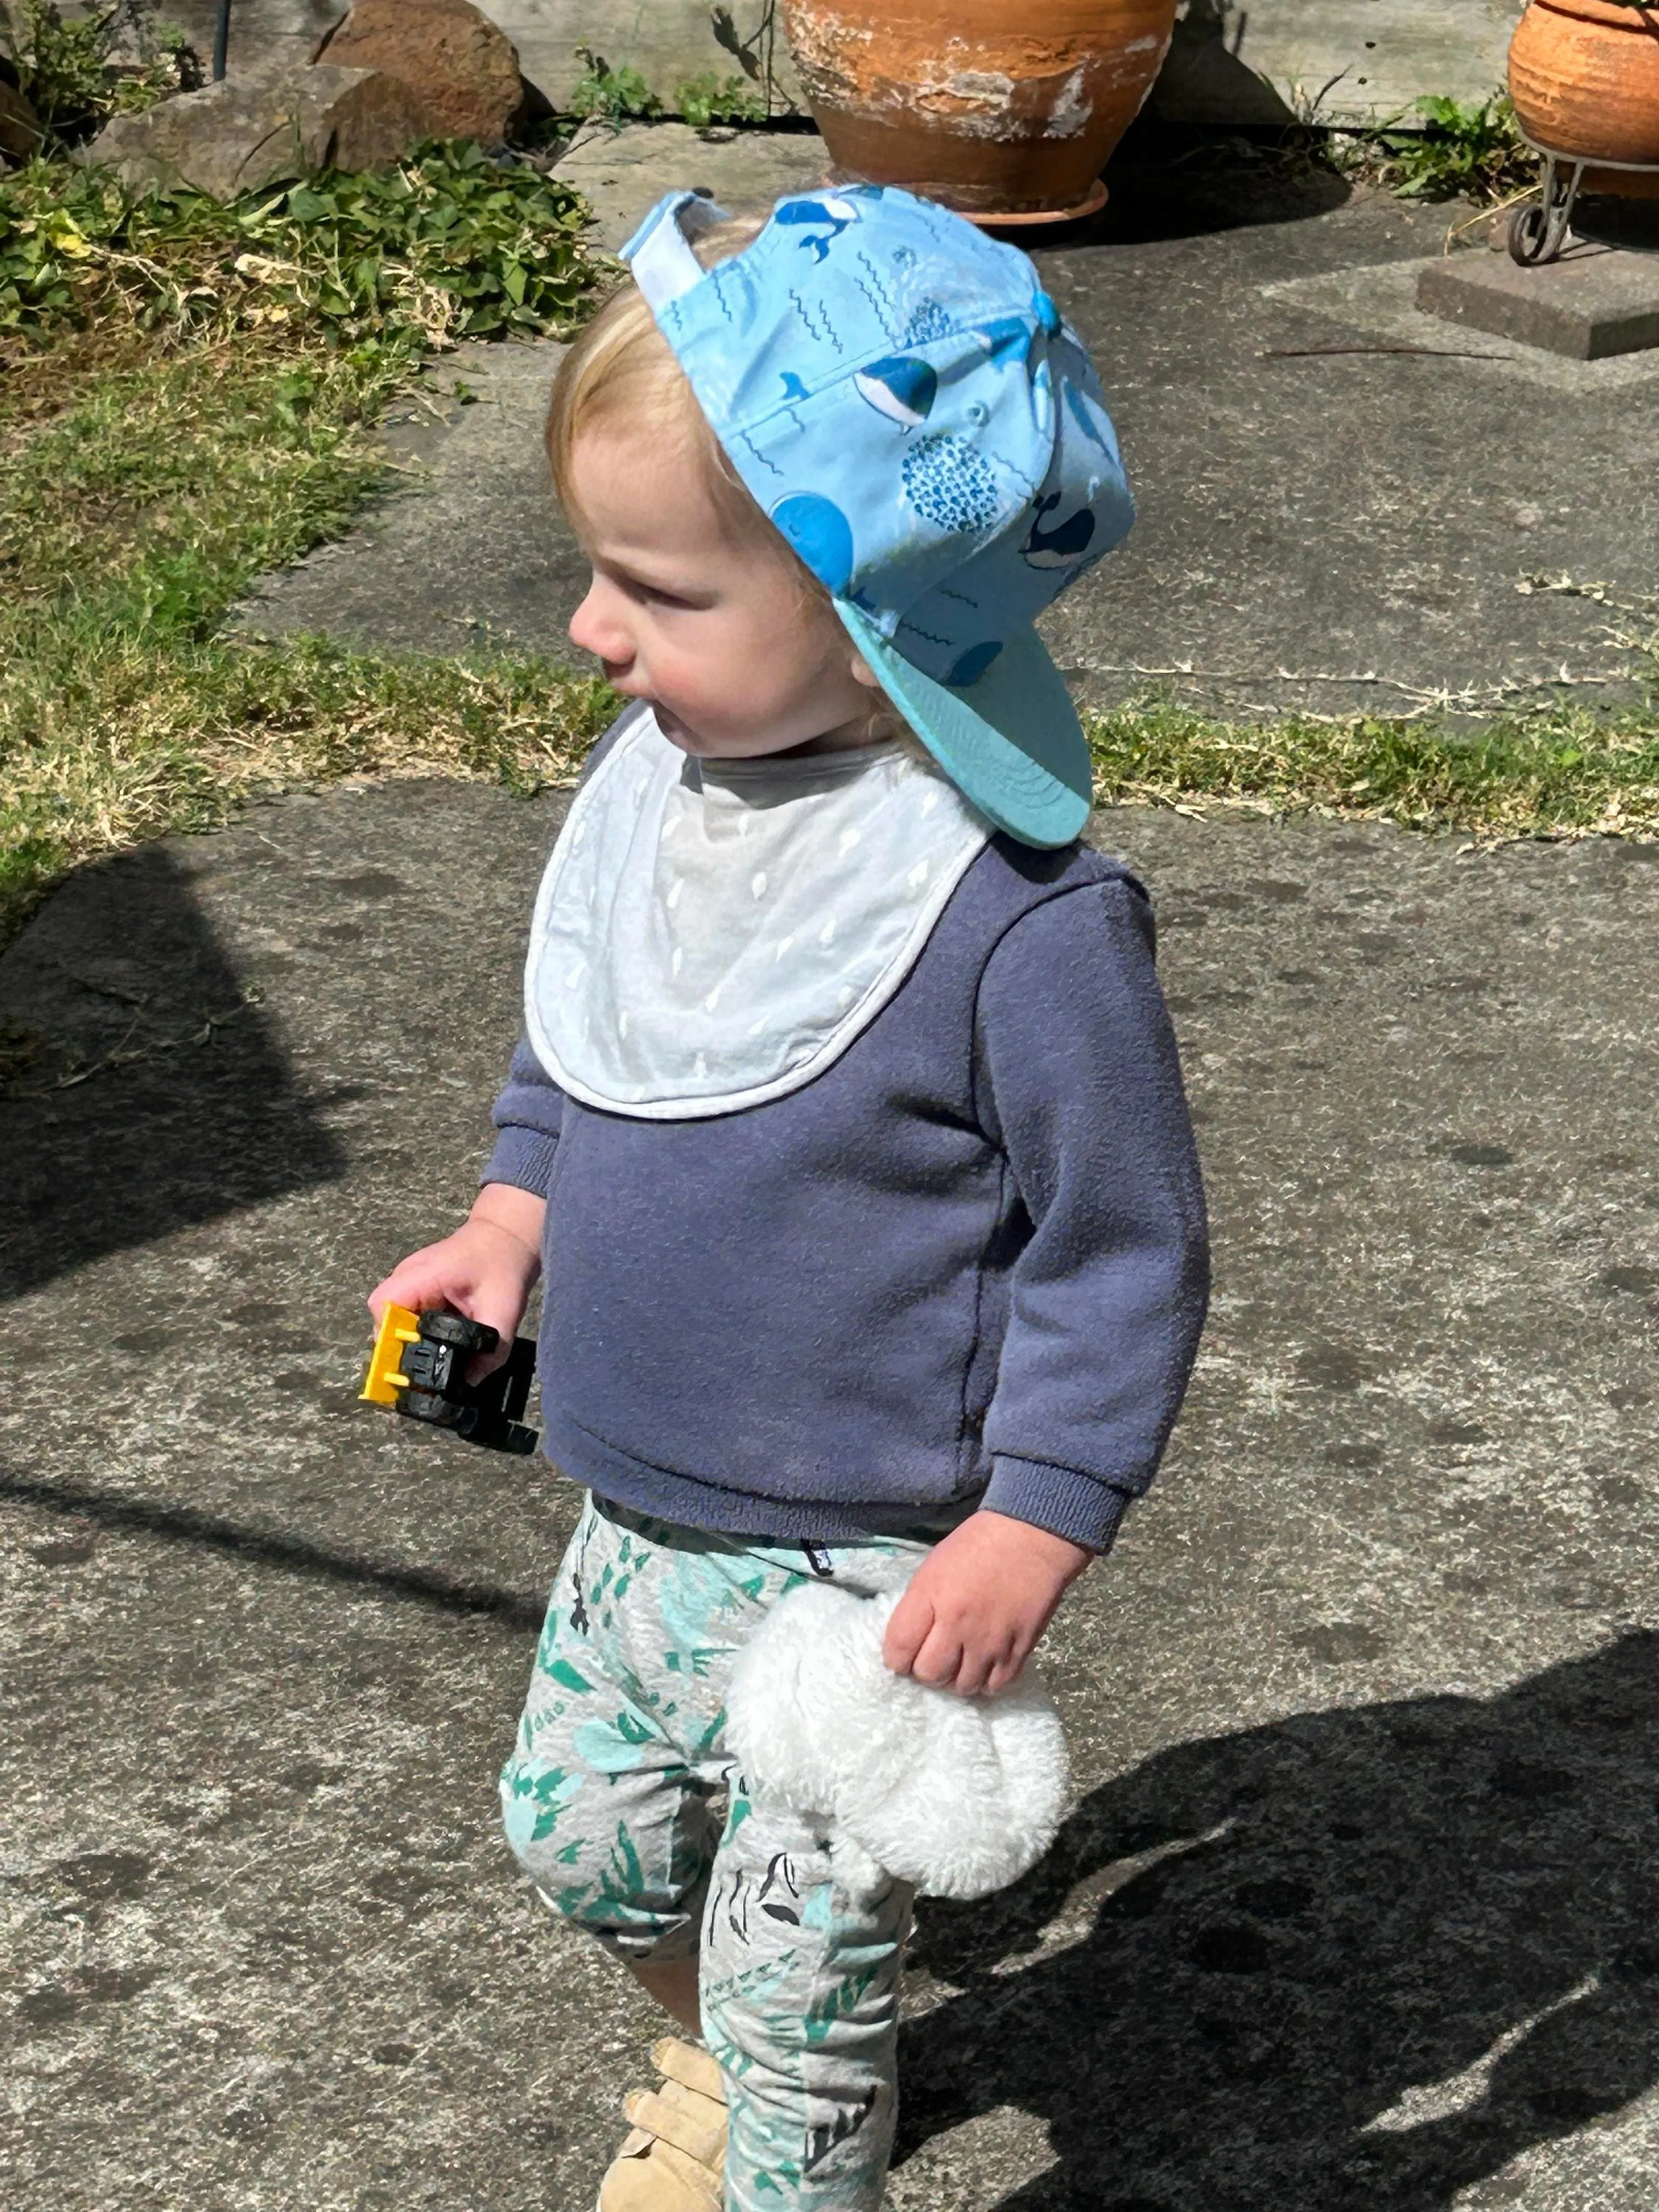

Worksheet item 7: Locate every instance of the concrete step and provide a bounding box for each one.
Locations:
[1417,239,1659,362]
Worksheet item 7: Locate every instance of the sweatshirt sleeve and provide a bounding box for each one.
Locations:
[973,875,1210,1552]
[481,1031,566,1199]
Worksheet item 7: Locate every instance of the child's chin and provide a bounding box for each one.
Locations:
[652,704,703,751]
[653,702,778,759]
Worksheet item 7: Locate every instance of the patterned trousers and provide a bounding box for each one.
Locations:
[501,1493,932,2211]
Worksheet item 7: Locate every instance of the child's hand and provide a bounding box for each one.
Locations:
[369,1183,546,1380]
[882,1510,1093,1698]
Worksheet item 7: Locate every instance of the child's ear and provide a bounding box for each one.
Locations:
[850,656,882,690]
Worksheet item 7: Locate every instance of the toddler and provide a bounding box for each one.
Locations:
[373,186,1209,2212]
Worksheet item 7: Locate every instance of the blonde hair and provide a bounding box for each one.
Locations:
[544,207,916,749]
[546,212,791,565]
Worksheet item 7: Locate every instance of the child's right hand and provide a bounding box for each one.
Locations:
[369,1182,546,1380]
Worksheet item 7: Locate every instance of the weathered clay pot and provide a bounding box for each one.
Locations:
[1509,0,1659,189]
[780,0,1179,221]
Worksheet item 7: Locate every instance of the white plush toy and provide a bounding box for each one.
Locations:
[724,1573,1070,1901]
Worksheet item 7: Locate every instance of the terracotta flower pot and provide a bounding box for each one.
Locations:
[1509,0,1659,190]
[780,0,1180,222]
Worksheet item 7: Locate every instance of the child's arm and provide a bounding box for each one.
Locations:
[882,1511,1091,1697]
[369,1183,546,1379]
[369,1034,563,1374]
[886,870,1209,1697]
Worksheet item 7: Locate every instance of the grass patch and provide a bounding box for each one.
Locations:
[1,141,609,948]
[3,631,613,941]
[1086,696,1659,841]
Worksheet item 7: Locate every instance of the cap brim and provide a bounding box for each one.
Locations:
[833,603,1092,849]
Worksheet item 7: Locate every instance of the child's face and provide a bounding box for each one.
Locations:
[566,421,882,759]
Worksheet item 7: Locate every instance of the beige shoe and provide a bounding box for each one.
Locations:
[598,2038,727,2212]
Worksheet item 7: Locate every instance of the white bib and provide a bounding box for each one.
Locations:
[525,707,992,1119]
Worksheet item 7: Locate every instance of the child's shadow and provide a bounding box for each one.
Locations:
[900,1631,1659,2210]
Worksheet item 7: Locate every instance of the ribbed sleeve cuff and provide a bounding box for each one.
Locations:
[481,1127,560,1200]
[981,1455,1136,1554]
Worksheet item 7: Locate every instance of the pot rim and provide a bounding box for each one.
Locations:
[1520,0,1659,30]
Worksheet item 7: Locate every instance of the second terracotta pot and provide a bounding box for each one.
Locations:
[1509,0,1659,178]
[781,0,1179,219]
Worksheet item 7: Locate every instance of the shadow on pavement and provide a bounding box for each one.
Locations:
[901,1634,1659,2209]
[1084,120,1352,247]
[1149,0,1301,134]
[0,844,345,1300]
[0,1468,546,1629]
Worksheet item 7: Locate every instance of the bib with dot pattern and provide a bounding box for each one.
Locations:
[524,706,991,1119]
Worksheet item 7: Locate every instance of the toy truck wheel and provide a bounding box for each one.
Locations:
[402,1387,463,1428]
[420,1309,499,1354]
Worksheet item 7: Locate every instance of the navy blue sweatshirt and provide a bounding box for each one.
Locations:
[483,833,1208,1553]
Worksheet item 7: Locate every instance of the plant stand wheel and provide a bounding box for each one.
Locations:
[1510,128,1659,266]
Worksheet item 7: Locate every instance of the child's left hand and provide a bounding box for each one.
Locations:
[881,1509,1093,1698]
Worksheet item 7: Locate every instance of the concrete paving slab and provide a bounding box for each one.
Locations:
[5,782,1659,2210]
[551,117,832,249]
[237,131,1659,720]
[1267,247,1659,392]
[235,336,587,659]
[1415,241,1659,362]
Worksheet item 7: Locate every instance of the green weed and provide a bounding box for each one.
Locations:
[1,140,593,353]
[1341,93,1534,206]
[673,72,765,130]
[567,44,662,127]
[1,0,194,147]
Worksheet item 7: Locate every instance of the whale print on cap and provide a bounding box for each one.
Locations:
[770,492,856,594]
[1022,490,1096,571]
[854,356,938,429]
[772,192,865,260]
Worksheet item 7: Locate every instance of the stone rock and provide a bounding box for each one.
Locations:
[0,76,43,163]
[314,0,522,150]
[80,63,437,201]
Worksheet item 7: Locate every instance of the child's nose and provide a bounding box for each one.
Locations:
[569,583,633,672]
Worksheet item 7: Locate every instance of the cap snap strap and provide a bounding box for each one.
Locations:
[621,189,731,312]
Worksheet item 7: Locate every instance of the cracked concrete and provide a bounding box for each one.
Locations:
[4,782,1659,2210]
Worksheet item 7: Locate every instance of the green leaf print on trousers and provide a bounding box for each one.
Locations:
[605,1818,647,1905]
[568,1709,657,1774]
[501,1760,585,1852]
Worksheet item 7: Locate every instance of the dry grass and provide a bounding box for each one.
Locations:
[1087,692,1659,844]
[4,634,613,934]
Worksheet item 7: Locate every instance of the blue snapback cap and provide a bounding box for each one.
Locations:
[620,184,1135,849]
